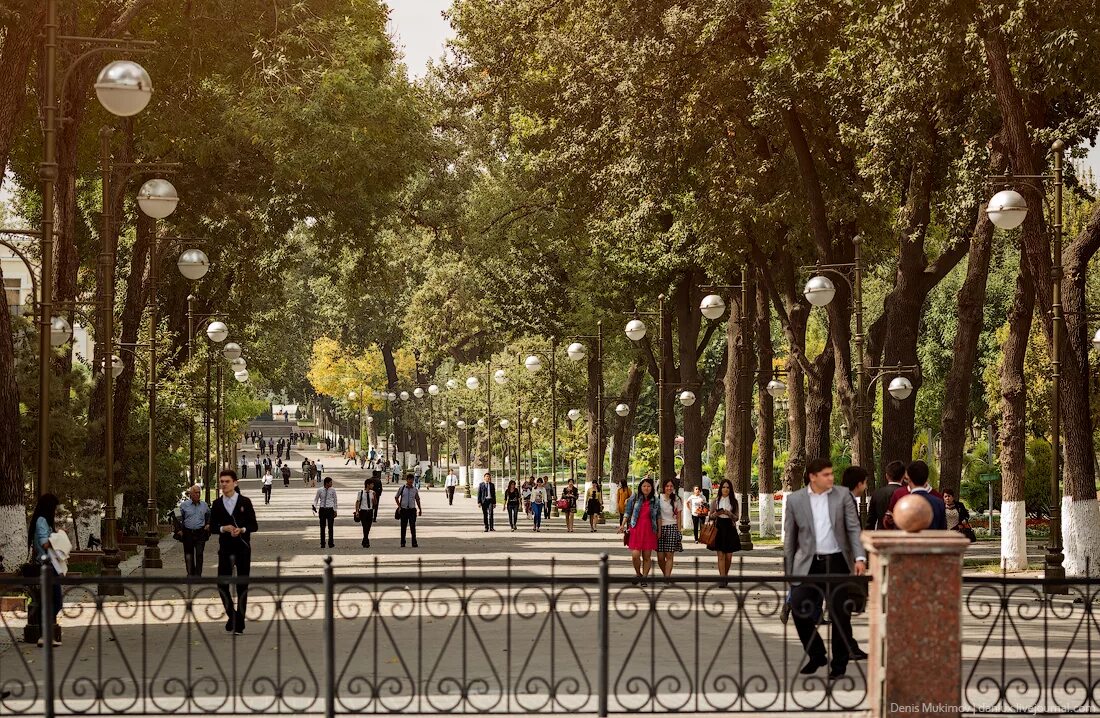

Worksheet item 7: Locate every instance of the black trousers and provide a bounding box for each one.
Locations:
[790,553,855,671]
[507,503,519,529]
[262,485,272,504]
[400,508,417,544]
[482,503,495,530]
[182,531,207,576]
[217,547,251,630]
[318,507,335,546]
[692,515,705,542]
[359,510,373,546]
[446,486,455,505]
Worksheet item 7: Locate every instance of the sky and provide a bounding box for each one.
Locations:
[385,0,455,79]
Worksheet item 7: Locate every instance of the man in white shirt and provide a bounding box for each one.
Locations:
[312,476,338,549]
[445,470,459,505]
[395,474,422,547]
[261,470,274,505]
[783,458,866,680]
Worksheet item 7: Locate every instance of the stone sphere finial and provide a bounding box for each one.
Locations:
[894,494,933,532]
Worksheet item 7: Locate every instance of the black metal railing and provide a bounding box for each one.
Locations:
[962,573,1100,716]
[0,557,870,716]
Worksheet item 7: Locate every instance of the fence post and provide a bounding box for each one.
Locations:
[41,562,55,718]
[862,531,969,718]
[597,552,609,717]
[323,556,335,718]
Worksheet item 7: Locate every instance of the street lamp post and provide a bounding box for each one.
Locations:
[525,338,559,510]
[984,140,1067,589]
[36,4,154,496]
[624,296,669,483]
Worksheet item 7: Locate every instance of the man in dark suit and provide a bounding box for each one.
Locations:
[210,469,259,635]
[783,458,866,680]
[866,460,905,529]
[477,473,497,531]
[897,460,947,530]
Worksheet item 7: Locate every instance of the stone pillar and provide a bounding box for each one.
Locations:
[862,531,970,718]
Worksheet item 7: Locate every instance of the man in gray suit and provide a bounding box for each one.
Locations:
[784,458,866,679]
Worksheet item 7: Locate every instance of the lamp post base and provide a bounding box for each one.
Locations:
[98,549,124,596]
[738,521,754,551]
[142,535,162,570]
[1043,548,1068,595]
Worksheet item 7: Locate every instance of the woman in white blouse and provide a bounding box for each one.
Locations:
[707,479,741,586]
[655,478,683,581]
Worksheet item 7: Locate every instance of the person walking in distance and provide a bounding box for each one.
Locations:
[530,477,547,532]
[177,485,210,576]
[615,478,632,526]
[478,473,497,532]
[504,480,521,531]
[561,478,579,532]
[886,460,947,530]
[396,474,422,548]
[584,481,604,532]
[445,468,459,505]
[866,460,905,530]
[783,458,865,680]
[355,478,375,548]
[261,468,274,505]
[239,453,249,479]
[686,485,708,543]
[253,456,262,481]
[313,476,338,549]
[280,462,291,488]
[29,493,64,646]
[211,470,258,635]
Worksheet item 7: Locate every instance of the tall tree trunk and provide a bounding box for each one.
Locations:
[998,259,1033,571]
[983,21,1099,574]
[805,344,835,463]
[380,343,401,456]
[610,361,644,488]
[755,277,775,536]
[939,165,1001,496]
[674,271,705,491]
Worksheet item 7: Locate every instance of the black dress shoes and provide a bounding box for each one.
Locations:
[800,657,828,675]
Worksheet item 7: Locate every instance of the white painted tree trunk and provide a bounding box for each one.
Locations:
[999,500,1027,572]
[73,500,102,551]
[778,491,791,544]
[758,492,776,537]
[0,505,27,572]
[1062,497,1100,576]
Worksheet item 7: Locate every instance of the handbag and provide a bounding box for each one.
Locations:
[622,529,631,546]
[555,498,569,510]
[698,520,718,547]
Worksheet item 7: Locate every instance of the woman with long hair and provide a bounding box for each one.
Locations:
[656,479,683,580]
[615,479,631,525]
[618,477,658,585]
[28,493,63,647]
[504,479,522,531]
[561,478,579,532]
[585,481,603,532]
[707,479,740,586]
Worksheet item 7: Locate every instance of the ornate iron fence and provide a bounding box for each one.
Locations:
[0,556,870,716]
[962,573,1100,716]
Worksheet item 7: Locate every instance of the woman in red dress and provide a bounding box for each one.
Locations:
[618,476,658,585]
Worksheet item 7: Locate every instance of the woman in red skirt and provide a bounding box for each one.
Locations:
[618,477,658,586]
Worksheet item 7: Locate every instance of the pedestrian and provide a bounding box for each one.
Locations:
[391,463,401,485]
[477,472,497,531]
[867,460,905,530]
[504,479,521,531]
[312,476,338,549]
[561,478,579,532]
[302,457,310,485]
[261,469,274,505]
[445,468,459,505]
[355,478,376,548]
[369,446,377,465]
[885,460,945,529]
[584,481,604,532]
[707,479,741,585]
[686,485,708,543]
[253,457,261,479]
[395,474,422,548]
[619,477,658,586]
[280,463,291,488]
[783,458,865,679]
[211,469,258,635]
[521,477,533,517]
[615,478,631,525]
[345,447,356,466]
[655,478,683,580]
[531,477,547,532]
[176,484,210,576]
[943,489,977,542]
[29,493,64,647]
[314,461,324,488]
[239,453,249,479]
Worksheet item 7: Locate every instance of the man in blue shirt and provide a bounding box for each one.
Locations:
[176,484,210,576]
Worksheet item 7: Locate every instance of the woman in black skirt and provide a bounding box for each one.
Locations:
[707,479,740,586]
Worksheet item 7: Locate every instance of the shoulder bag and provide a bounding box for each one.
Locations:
[698,519,718,547]
[354,491,362,523]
